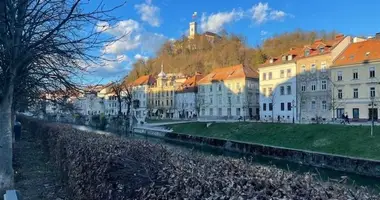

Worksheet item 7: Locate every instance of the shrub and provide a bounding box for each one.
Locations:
[19,116,169,200]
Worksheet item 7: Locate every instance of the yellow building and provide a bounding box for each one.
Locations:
[331,39,380,121]
[296,35,352,122]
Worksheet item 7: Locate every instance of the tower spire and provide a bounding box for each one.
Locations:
[161,61,164,73]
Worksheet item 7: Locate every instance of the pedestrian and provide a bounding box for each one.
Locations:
[345,113,350,124]
[277,115,280,122]
[340,113,346,124]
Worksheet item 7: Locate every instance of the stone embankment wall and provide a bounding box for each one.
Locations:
[133,127,380,177]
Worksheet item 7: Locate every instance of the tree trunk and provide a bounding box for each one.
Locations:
[0,84,15,193]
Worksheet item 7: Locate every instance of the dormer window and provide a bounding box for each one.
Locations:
[287,55,293,61]
[282,56,286,61]
[319,47,324,53]
[269,58,274,64]
[304,50,310,57]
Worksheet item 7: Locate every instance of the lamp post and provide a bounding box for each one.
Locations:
[370,95,375,137]
[292,100,295,124]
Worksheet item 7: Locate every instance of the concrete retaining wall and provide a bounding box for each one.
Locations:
[133,127,380,178]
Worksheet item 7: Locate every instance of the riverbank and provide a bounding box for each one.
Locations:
[17,117,380,199]
[168,122,380,160]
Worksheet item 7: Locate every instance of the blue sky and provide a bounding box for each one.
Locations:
[86,0,380,84]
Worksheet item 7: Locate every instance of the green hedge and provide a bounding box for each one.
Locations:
[19,116,169,200]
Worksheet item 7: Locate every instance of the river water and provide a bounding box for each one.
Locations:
[73,125,380,191]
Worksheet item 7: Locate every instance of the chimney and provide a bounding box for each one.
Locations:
[376,32,380,39]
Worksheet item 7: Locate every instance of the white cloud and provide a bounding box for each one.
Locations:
[200,9,243,33]
[134,54,149,61]
[100,19,167,54]
[249,2,289,24]
[260,30,268,36]
[135,0,161,27]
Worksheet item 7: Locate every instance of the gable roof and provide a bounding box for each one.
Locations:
[198,64,258,84]
[132,75,156,86]
[177,73,204,93]
[332,39,380,67]
[260,47,302,68]
[298,34,346,59]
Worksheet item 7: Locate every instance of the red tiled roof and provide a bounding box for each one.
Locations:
[332,39,380,67]
[132,75,156,86]
[298,34,345,59]
[198,64,258,84]
[177,73,204,93]
[260,47,302,67]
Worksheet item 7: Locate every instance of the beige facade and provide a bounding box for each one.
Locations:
[296,36,351,122]
[331,62,380,121]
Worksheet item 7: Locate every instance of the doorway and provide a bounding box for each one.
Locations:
[368,108,378,121]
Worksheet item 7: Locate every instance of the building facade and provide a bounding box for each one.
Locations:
[174,73,203,119]
[131,75,156,119]
[197,64,259,120]
[296,34,352,122]
[259,48,300,123]
[331,39,380,121]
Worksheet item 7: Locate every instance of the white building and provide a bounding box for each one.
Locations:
[131,75,156,120]
[259,48,300,123]
[174,73,203,119]
[197,64,260,120]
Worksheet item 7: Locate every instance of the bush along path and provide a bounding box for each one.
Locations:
[18,116,380,200]
[13,130,68,200]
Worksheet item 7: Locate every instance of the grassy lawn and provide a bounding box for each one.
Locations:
[146,118,183,123]
[168,122,380,160]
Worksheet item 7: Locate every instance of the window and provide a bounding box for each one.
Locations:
[263,73,267,80]
[210,108,213,116]
[236,108,241,116]
[228,96,232,104]
[370,87,376,97]
[269,103,273,111]
[338,89,343,99]
[280,86,285,95]
[262,88,267,96]
[311,82,316,91]
[281,103,285,111]
[352,108,359,119]
[209,97,213,104]
[280,70,284,78]
[287,102,292,111]
[319,47,325,53]
[337,71,343,81]
[227,108,231,116]
[301,84,306,92]
[268,87,273,96]
[321,62,327,72]
[311,101,316,109]
[268,72,272,80]
[263,103,267,111]
[166,100,169,106]
[218,84,222,91]
[287,69,291,77]
[287,85,292,95]
[370,67,376,78]
[311,64,316,73]
[170,100,173,106]
[304,50,310,56]
[321,80,327,90]
[301,65,306,73]
[209,85,213,92]
[218,95,222,104]
[353,69,358,80]
[322,100,327,110]
[282,56,286,61]
[353,88,358,98]
[218,108,222,116]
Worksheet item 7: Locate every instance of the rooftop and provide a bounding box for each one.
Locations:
[298,34,345,59]
[332,39,380,67]
[132,75,156,86]
[198,64,258,84]
[260,47,303,68]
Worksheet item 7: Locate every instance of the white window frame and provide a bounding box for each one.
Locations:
[311,64,316,73]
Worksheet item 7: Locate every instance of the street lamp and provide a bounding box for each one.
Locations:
[370,95,375,137]
[292,100,295,124]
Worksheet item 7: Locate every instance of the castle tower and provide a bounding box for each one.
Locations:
[189,22,197,39]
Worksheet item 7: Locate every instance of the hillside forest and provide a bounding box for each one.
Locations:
[126,29,338,82]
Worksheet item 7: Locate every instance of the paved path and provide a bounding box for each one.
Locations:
[143,121,196,127]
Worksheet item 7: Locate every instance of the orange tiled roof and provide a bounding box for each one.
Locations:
[298,34,345,59]
[260,47,303,67]
[132,75,156,86]
[177,73,204,93]
[198,64,258,84]
[332,39,380,67]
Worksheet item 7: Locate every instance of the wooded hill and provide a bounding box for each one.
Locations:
[126,30,338,82]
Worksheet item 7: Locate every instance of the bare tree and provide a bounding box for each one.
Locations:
[0,0,122,191]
